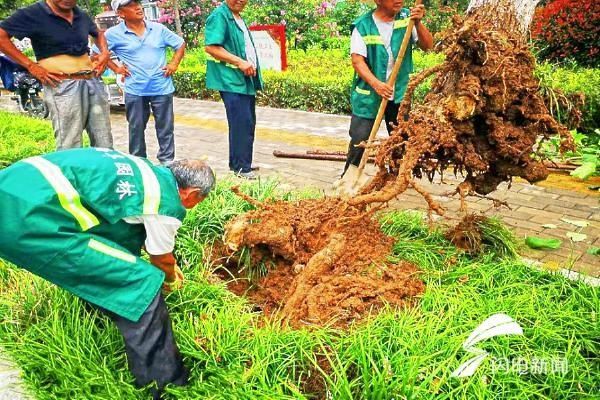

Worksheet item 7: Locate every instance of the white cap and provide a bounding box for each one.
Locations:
[111,0,134,11]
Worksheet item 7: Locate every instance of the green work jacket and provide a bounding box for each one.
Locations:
[351,9,414,119]
[205,3,263,95]
[0,148,186,321]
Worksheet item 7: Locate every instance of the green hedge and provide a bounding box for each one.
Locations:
[174,50,599,131]
[535,63,600,131]
[174,50,443,115]
[0,111,53,168]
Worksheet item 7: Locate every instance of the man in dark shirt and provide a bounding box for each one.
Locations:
[0,0,113,150]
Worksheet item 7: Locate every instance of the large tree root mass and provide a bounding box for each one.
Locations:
[215,1,573,328]
[223,194,424,328]
[354,1,574,207]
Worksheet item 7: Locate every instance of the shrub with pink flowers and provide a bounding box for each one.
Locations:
[157,0,369,49]
[242,0,356,49]
[157,0,220,45]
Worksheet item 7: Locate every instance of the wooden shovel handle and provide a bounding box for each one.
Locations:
[355,0,423,177]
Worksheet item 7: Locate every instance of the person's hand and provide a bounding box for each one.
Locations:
[162,62,178,77]
[92,52,110,77]
[237,59,256,77]
[410,4,426,23]
[165,264,184,282]
[372,80,394,99]
[173,265,184,284]
[27,63,63,87]
[163,265,184,292]
[115,64,131,78]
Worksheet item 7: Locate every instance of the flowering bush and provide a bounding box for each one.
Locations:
[157,0,369,49]
[157,0,220,45]
[531,0,600,67]
[243,0,351,49]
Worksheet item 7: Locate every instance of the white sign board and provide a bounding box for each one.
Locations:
[250,30,282,71]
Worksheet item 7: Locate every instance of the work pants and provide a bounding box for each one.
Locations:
[100,291,188,399]
[125,93,175,163]
[343,101,402,175]
[44,78,113,150]
[220,91,256,173]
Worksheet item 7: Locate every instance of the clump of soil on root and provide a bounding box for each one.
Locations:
[220,189,425,328]
[350,0,575,212]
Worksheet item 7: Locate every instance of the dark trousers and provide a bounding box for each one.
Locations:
[343,101,401,174]
[220,91,256,173]
[125,93,175,163]
[100,292,188,399]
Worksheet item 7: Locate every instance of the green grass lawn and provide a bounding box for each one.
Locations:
[0,111,54,168]
[0,179,598,399]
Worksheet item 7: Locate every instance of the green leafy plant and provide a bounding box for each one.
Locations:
[535,62,600,132]
[569,129,600,180]
[525,236,562,250]
[538,128,600,180]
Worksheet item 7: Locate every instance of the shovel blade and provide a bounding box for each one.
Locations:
[333,165,370,198]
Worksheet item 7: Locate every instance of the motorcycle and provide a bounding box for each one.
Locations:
[101,54,126,107]
[0,54,49,119]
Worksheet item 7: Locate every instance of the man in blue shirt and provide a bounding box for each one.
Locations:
[105,0,186,164]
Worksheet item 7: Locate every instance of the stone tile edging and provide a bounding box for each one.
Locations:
[0,351,31,400]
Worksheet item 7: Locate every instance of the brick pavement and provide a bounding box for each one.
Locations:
[0,352,30,400]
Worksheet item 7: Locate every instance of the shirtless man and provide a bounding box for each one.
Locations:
[0,0,113,149]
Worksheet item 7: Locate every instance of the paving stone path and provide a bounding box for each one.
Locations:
[0,352,30,400]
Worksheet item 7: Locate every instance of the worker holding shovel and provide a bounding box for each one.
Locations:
[337,0,433,194]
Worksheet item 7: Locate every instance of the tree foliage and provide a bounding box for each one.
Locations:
[531,0,600,67]
[0,0,36,19]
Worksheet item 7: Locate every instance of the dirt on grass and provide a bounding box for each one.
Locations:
[209,1,575,329]
[218,192,425,328]
[445,214,487,255]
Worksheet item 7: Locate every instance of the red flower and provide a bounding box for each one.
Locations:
[531,0,599,66]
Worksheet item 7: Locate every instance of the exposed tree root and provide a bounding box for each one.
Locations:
[211,1,574,329]
[349,2,574,210]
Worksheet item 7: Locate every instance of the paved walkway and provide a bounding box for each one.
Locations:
[1,94,599,399]
[0,352,29,400]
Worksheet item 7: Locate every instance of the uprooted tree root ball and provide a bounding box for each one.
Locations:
[221,190,425,328]
[212,0,573,328]
[351,0,574,211]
